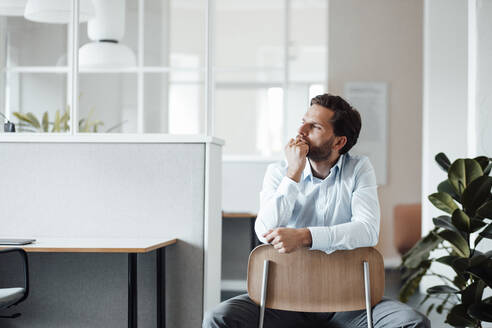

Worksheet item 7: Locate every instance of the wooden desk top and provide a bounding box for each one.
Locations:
[222,212,256,219]
[0,238,177,253]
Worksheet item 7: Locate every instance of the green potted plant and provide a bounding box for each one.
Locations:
[13,107,125,133]
[399,153,492,327]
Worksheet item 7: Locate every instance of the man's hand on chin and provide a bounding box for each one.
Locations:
[263,228,312,254]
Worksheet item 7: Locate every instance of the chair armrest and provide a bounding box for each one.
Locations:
[0,248,29,306]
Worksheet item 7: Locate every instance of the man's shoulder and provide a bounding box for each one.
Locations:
[342,153,373,173]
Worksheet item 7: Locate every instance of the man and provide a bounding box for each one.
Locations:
[204,94,430,328]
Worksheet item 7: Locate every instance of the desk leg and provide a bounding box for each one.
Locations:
[128,253,138,328]
[157,248,166,328]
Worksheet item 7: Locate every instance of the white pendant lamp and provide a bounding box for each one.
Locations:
[24,0,95,24]
[0,0,27,16]
[79,0,136,69]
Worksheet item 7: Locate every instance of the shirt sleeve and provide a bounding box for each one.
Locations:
[255,163,300,243]
[307,157,380,253]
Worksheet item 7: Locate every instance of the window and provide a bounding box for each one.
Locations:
[214,0,328,157]
[0,0,327,153]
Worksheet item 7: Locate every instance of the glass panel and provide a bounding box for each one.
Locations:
[144,71,204,133]
[215,0,285,69]
[215,69,284,84]
[144,0,205,68]
[0,16,67,67]
[3,73,68,133]
[289,0,328,83]
[78,73,137,133]
[215,87,284,156]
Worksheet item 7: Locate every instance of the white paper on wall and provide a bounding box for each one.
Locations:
[344,82,388,185]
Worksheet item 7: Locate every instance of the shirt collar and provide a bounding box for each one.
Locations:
[302,154,345,182]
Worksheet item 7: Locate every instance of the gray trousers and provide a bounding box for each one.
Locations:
[203,294,431,328]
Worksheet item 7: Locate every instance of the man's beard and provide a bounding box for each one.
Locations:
[307,136,335,162]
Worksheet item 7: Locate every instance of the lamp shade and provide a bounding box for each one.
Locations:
[88,0,125,40]
[79,42,136,69]
[0,0,27,16]
[24,0,95,23]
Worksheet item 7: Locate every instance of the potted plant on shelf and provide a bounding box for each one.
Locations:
[399,153,492,327]
[13,107,126,133]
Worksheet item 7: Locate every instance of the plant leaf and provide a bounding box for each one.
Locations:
[446,304,477,326]
[429,192,459,214]
[461,280,486,306]
[436,153,452,172]
[466,258,492,288]
[399,262,431,303]
[25,112,40,129]
[426,303,435,317]
[479,223,492,240]
[438,179,461,202]
[52,110,60,132]
[433,215,459,232]
[401,232,441,269]
[437,230,470,257]
[448,159,483,195]
[485,162,492,176]
[451,209,470,232]
[477,200,492,219]
[467,302,492,322]
[435,255,469,282]
[469,218,486,233]
[13,112,37,128]
[42,112,49,132]
[427,285,459,294]
[461,176,492,216]
[436,294,450,314]
[452,274,468,289]
[474,156,490,172]
[418,294,431,308]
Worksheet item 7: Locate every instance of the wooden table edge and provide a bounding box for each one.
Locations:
[222,212,256,218]
[0,238,178,253]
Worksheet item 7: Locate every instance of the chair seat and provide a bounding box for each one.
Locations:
[0,288,25,309]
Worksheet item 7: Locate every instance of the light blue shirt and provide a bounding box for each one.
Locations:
[255,153,380,253]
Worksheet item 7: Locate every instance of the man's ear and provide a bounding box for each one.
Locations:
[334,136,347,152]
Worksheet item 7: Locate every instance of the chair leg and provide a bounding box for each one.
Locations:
[363,261,373,328]
[258,260,270,328]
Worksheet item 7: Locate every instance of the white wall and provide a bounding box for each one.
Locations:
[329,0,423,264]
[422,0,469,235]
[476,0,492,157]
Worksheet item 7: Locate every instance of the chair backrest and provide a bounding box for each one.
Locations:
[247,245,384,313]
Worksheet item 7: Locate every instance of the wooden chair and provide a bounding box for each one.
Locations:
[247,245,385,328]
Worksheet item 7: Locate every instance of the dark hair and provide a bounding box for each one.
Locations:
[310,93,361,154]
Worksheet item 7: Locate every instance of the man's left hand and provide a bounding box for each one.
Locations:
[263,228,312,253]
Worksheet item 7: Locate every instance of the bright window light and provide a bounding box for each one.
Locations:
[309,84,324,100]
[256,87,283,156]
